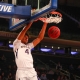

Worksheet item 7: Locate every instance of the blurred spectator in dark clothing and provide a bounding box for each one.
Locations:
[40,73,47,80]
[38,76,41,80]
[1,55,6,62]
[53,70,60,80]
[0,68,1,74]
[70,73,75,80]
[77,65,80,71]
[69,64,74,73]
[12,73,16,80]
[12,65,16,74]
[56,62,62,70]
[61,75,64,80]
[0,75,2,80]
[7,65,12,73]
[37,70,41,78]
[46,69,54,80]
[76,65,80,76]
[64,75,69,80]
[57,74,69,80]
[1,72,6,80]
[57,75,61,80]
[7,73,13,80]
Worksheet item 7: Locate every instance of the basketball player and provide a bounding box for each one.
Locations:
[13,21,47,80]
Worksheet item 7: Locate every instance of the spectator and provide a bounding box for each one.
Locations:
[7,65,12,73]
[56,62,62,70]
[70,73,75,80]
[76,65,80,76]
[64,75,69,80]
[69,64,74,73]
[38,76,41,80]
[46,69,54,80]
[1,55,6,63]
[57,75,61,80]
[61,75,64,80]
[0,68,1,74]
[1,72,6,80]
[40,73,47,80]
[77,65,80,71]
[7,72,13,80]
[37,70,41,79]
[12,65,16,74]
[0,75,2,80]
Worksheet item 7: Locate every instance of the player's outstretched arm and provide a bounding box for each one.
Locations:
[32,22,47,47]
[17,22,33,40]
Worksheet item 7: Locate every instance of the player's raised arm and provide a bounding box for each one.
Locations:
[32,22,47,47]
[17,22,33,40]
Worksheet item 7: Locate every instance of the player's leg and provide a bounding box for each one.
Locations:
[29,68,38,80]
[16,77,27,80]
[16,70,27,80]
[16,76,38,80]
[29,75,38,80]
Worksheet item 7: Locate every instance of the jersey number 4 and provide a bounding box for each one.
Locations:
[25,49,29,54]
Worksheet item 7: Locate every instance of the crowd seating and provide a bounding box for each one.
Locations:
[0,48,80,80]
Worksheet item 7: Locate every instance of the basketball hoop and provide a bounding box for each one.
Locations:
[38,11,62,24]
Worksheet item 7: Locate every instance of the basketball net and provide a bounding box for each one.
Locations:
[31,9,62,24]
[39,11,62,24]
[31,0,62,24]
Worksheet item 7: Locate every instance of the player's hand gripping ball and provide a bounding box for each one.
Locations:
[48,26,60,39]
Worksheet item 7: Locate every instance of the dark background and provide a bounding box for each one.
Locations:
[0,0,80,79]
[0,0,80,56]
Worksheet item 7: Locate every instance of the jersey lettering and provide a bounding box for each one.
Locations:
[0,5,12,12]
[15,49,18,58]
[25,49,29,54]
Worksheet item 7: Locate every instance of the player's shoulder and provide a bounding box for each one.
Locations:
[27,42,33,46]
[13,39,21,45]
[26,42,34,49]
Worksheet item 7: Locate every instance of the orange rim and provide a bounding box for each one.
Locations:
[50,11,62,17]
[39,17,47,21]
[34,19,39,22]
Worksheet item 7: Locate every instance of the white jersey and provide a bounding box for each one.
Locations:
[13,39,34,69]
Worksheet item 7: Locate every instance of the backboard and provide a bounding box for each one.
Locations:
[9,0,58,31]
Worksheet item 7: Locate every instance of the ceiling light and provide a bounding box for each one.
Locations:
[58,47,60,49]
[45,46,47,47]
[52,46,54,48]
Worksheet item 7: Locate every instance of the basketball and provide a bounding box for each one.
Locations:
[48,26,60,39]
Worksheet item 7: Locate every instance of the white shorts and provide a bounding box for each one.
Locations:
[16,76,38,80]
[16,68,38,80]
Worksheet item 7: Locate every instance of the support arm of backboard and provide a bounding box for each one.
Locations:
[9,0,58,31]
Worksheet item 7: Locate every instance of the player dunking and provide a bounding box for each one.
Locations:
[13,21,47,80]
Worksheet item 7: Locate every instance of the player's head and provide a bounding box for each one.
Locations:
[21,33,29,44]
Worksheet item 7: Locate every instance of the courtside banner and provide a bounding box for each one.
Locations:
[0,2,31,19]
